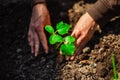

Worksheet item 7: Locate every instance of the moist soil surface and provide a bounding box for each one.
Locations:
[0,0,120,80]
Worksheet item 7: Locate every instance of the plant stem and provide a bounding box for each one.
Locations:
[54,31,57,34]
[111,53,118,79]
[56,42,63,49]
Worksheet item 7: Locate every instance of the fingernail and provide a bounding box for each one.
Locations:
[31,50,34,53]
[70,56,74,60]
[35,53,37,56]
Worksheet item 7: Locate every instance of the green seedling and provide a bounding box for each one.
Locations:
[111,53,119,80]
[45,21,76,56]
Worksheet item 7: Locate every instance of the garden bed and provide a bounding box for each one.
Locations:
[0,0,120,80]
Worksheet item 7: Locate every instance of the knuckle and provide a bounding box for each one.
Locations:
[34,25,44,32]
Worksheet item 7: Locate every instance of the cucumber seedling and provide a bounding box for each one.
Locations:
[45,21,76,56]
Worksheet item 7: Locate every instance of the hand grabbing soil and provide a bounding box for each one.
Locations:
[70,12,97,60]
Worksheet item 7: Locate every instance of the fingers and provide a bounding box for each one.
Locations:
[76,33,86,47]
[71,28,81,39]
[28,22,40,56]
[35,19,49,54]
[38,26,48,53]
[70,30,95,60]
[33,28,40,56]
[70,29,87,60]
[71,19,83,39]
[65,31,82,61]
[28,26,35,54]
[70,40,85,60]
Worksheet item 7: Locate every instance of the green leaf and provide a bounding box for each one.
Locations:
[49,35,63,44]
[56,21,64,30]
[45,25,54,33]
[64,36,75,43]
[111,53,118,79]
[60,43,76,56]
[56,21,70,35]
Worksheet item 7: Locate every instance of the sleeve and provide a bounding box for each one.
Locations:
[87,0,120,26]
[33,0,46,4]
[28,0,46,7]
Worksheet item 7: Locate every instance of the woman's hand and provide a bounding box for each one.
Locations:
[28,3,51,56]
[69,12,97,60]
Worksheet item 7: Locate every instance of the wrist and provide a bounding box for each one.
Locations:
[32,2,47,11]
[86,12,95,23]
[82,12,97,30]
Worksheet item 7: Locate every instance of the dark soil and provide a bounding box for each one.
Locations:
[0,0,120,80]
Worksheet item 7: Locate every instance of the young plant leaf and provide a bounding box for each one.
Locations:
[60,43,76,56]
[111,53,118,79]
[49,35,63,44]
[56,21,70,35]
[64,36,75,43]
[56,21,64,29]
[45,25,54,34]
[45,21,76,56]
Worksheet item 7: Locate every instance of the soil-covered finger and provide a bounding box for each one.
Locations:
[29,28,35,54]
[38,27,48,54]
[33,29,40,56]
